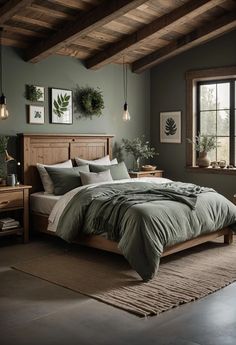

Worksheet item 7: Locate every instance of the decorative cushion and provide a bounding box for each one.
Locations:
[89,161,130,180]
[45,165,90,195]
[80,170,113,185]
[110,158,118,165]
[75,155,111,166]
[37,160,73,194]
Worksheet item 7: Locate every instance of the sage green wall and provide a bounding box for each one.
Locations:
[1,47,150,167]
[150,30,236,200]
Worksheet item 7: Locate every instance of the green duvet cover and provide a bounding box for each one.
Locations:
[56,181,236,281]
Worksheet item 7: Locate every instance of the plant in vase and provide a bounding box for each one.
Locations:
[122,135,158,171]
[187,134,218,168]
[0,135,9,181]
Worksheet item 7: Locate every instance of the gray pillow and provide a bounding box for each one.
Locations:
[45,165,90,195]
[80,170,113,185]
[89,161,130,180]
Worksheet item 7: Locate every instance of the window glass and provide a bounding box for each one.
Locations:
[217,83,230,109]
[200,111,216,135]
[200,84,216,111]
[217,110,229,136]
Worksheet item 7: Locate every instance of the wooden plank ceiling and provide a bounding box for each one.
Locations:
[0,0,236,72]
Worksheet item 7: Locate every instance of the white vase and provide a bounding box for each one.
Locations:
[197,151,210,168]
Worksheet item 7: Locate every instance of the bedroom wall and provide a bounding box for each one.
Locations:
[0,46,150,166]
[150,29,236,200]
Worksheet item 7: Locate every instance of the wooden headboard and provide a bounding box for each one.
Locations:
[19,133,114,193]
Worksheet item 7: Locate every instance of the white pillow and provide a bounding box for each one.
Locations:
[80,170,113,185]
[75,155,111,166]
[110,158,118,165]
[37,160,73,194]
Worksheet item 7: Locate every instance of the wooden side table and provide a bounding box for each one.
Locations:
[0,185,31,243]
[129,170,164,178]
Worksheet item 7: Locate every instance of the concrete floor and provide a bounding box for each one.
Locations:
[0,235,236,345]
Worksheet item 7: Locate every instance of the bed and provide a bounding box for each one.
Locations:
[20,133,235,280]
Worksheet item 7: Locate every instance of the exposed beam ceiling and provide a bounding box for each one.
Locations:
[86,0,222,70]
[0,0,33,25]
[132,11,236,73]
[25,0,148,63]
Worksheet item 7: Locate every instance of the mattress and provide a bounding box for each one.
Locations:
[30,192,61,215]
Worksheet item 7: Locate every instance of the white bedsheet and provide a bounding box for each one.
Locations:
[30,192,61,215]
[48,177,172,233]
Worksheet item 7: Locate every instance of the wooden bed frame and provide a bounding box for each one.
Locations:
[20,133,233,257]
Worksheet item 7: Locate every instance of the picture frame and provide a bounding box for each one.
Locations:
[160,111,181,143]
[50,88,73,124]
[35,86,45,102]
[29,105,45,124]
[26,85,45,102]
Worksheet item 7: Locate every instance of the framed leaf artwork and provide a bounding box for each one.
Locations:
[29,105,45,124]
[160,111,181,143]
[50,88,73,124]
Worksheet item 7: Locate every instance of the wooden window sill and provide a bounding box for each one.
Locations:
[187,166,236,175]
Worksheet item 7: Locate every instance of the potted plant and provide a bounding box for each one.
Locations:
[122,135,158,171]
[0,136,9,180]
[187,134,218,168]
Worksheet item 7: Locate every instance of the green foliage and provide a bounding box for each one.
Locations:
[165,117,177,136]
[26,85,43,102]
[53,93,71,118]
[0,136,9,154]
[75,86,104,118]
[122,135,158,161]
[187,134,218,153]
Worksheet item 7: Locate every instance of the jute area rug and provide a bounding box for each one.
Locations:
[13,238,236,317]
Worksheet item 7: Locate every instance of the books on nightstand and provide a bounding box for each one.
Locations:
[0,217,20,231]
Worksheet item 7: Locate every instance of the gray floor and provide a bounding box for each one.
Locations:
[1,235,236,345]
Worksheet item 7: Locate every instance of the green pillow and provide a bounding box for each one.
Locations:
[89,161,130,180]
[45,165,89,195]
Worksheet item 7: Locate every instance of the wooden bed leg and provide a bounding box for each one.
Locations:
[224,230,233,244]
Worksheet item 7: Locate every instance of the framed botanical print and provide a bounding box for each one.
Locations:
[29,105,45,124]
[160,111,181,143]
[50,88,73,124]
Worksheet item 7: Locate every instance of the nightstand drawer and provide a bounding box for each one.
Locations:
[0,191,23,210]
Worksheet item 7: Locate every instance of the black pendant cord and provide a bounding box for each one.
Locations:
[123,56,128,104]
[0,27,3,96]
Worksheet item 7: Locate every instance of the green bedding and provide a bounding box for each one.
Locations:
[56,181,236,281]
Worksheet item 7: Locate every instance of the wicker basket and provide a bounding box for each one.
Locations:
[141,165,156,171]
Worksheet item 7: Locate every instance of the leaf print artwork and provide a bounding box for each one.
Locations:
[53,93,71,117]
[165,117,177,136]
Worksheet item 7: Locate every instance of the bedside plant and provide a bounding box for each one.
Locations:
[187,134,218,168]
[0,136,9,179]
[122,136,158,171]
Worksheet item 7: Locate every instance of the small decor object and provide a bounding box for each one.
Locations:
[160,111,181,143]
[26,85,44,102]
[74,86,104,119]
[29,105,45,124]
[50,88,72,124]
[141,165,157,171]
[218,160,226,169]
[187,134,218,168]
[6,173,16,186]
[122,135,158,171]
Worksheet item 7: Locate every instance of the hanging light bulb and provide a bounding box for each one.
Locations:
[123,102,130,121]
[0,94,9,120]
[0,28,9,120]
[122,57,130,121]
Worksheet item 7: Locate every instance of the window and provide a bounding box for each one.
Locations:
[197,79,235,165]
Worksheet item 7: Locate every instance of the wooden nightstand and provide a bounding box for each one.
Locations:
[129,170,164,178]
[0,185,31,243]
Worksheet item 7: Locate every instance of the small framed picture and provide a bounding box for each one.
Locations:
[160,111,181,143]
[29,105,45,124]
[35,86,45,102]
[26,85,45,102]
[50,88,73,124]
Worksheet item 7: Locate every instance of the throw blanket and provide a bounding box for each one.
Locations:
[54,181,236,281]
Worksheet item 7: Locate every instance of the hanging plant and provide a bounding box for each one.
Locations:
[75,86,104,119]
[26,85,44,102]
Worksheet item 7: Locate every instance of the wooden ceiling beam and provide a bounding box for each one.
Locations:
[86,0,222,70]
[0,0,33,25]
[25,0,148,63]
[132,11,236,73]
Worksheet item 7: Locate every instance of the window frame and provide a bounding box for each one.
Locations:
[186,66,236,175]
[196,78,235,165]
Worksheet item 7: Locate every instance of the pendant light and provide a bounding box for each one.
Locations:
[0,28,9,120]
[122,57,130,121]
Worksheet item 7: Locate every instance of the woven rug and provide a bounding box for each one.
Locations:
[13,238,236,317]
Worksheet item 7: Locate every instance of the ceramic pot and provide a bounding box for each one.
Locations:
[197,151,210,168]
